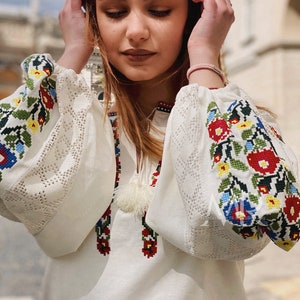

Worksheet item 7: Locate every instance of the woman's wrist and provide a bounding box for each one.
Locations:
[57,45,93,74]
[187,64,227,86]
[187,47,226,88]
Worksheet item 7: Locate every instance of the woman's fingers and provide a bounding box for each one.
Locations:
[57,0,94,72]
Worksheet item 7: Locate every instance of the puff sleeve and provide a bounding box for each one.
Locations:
[0,54,115,257]
[147,83,300,260]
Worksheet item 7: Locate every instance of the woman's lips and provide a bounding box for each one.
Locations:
[122,49,156,62]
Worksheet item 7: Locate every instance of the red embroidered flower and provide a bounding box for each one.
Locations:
[284,196,300,223]
[0,144,17,170]
[247,148,280,175]
[208,118,231,142]
[142,240,158,258]
[97,237,111,256]
[142,228,151,236]
[40,87,54,109]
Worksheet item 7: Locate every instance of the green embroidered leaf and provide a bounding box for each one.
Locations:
[249,193,259,204]
[233,141,243,156]
[264,213,280,223]
[287,170,296,182]
[4,135,18,149]
[26,78,34,90]
[270,221,280,231]
[241,129,253,140]
[12,110,31,120]
[232,187,242,198]
[254,138,267,149]
[222,112,229,121]
[230,158,248,171]
[210,143,217,160]
[27,96,38,107]
[207,101,217,112]
[251,173,260,188]
[0,103,12,110]
[49,78,56,85]
[218,177,231,193]
[22,130,32,148]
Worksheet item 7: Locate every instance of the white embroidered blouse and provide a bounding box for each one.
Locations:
[1,54,299,300]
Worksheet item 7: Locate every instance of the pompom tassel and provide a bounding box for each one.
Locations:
[115,176,154,217]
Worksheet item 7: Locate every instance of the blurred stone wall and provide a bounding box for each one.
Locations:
[0,8,64,98]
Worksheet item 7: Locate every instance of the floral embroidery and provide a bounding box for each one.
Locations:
[284,196,300,223]
[247,148,280,175]
[223,196,257,226]
[0,54,56,183]
[96,206,112,256]
[142,213,159,258]
[96,104,166,258]
[95,113,119,256]
[0,144,17,172]
[206,98,300,250]
[141,161,161,259]
[208,118,231,142]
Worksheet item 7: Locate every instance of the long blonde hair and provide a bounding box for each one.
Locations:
[86,1,204,162]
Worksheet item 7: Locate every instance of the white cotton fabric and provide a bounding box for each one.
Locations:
[2,55,298,299]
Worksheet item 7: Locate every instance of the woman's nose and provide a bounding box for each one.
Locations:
[125,11,150,43]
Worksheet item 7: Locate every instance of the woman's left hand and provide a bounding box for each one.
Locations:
[188,0,235,66]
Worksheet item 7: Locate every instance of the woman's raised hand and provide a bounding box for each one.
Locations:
[57,0,94,73]
[188,0,235,67]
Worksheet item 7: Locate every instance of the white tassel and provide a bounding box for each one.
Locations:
[115,176,154,217]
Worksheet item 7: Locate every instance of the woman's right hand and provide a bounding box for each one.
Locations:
[57,0,94,73]
[188,0,235,67]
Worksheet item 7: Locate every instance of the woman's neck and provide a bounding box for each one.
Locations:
[126,74,180,117]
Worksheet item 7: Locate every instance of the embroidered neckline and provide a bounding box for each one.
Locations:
[95,112,161,258]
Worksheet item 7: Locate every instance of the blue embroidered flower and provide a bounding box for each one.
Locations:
[0,144,17,170]
[207,109,217,122]
[246,141,253,151]
[15,142,25,154]
[290,184,297,194]
[221,192,230,203]
[223,197,256,226]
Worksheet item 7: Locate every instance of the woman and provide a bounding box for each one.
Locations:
[0,0,299,299]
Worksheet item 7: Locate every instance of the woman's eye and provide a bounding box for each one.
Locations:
[106,10,127,19]
[149,9,171,17]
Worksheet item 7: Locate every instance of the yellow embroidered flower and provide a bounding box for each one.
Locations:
[265,195,281,210]
[217,162,230,177]
[12,96,22,107]
[275,240,295,251]
[29,69,46,79]
[27,119,39,133]
[237,120,252,130]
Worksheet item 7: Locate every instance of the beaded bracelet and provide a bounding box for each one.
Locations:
[187,63,227,85]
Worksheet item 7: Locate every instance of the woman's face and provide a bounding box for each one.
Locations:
[95,0,188,82]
